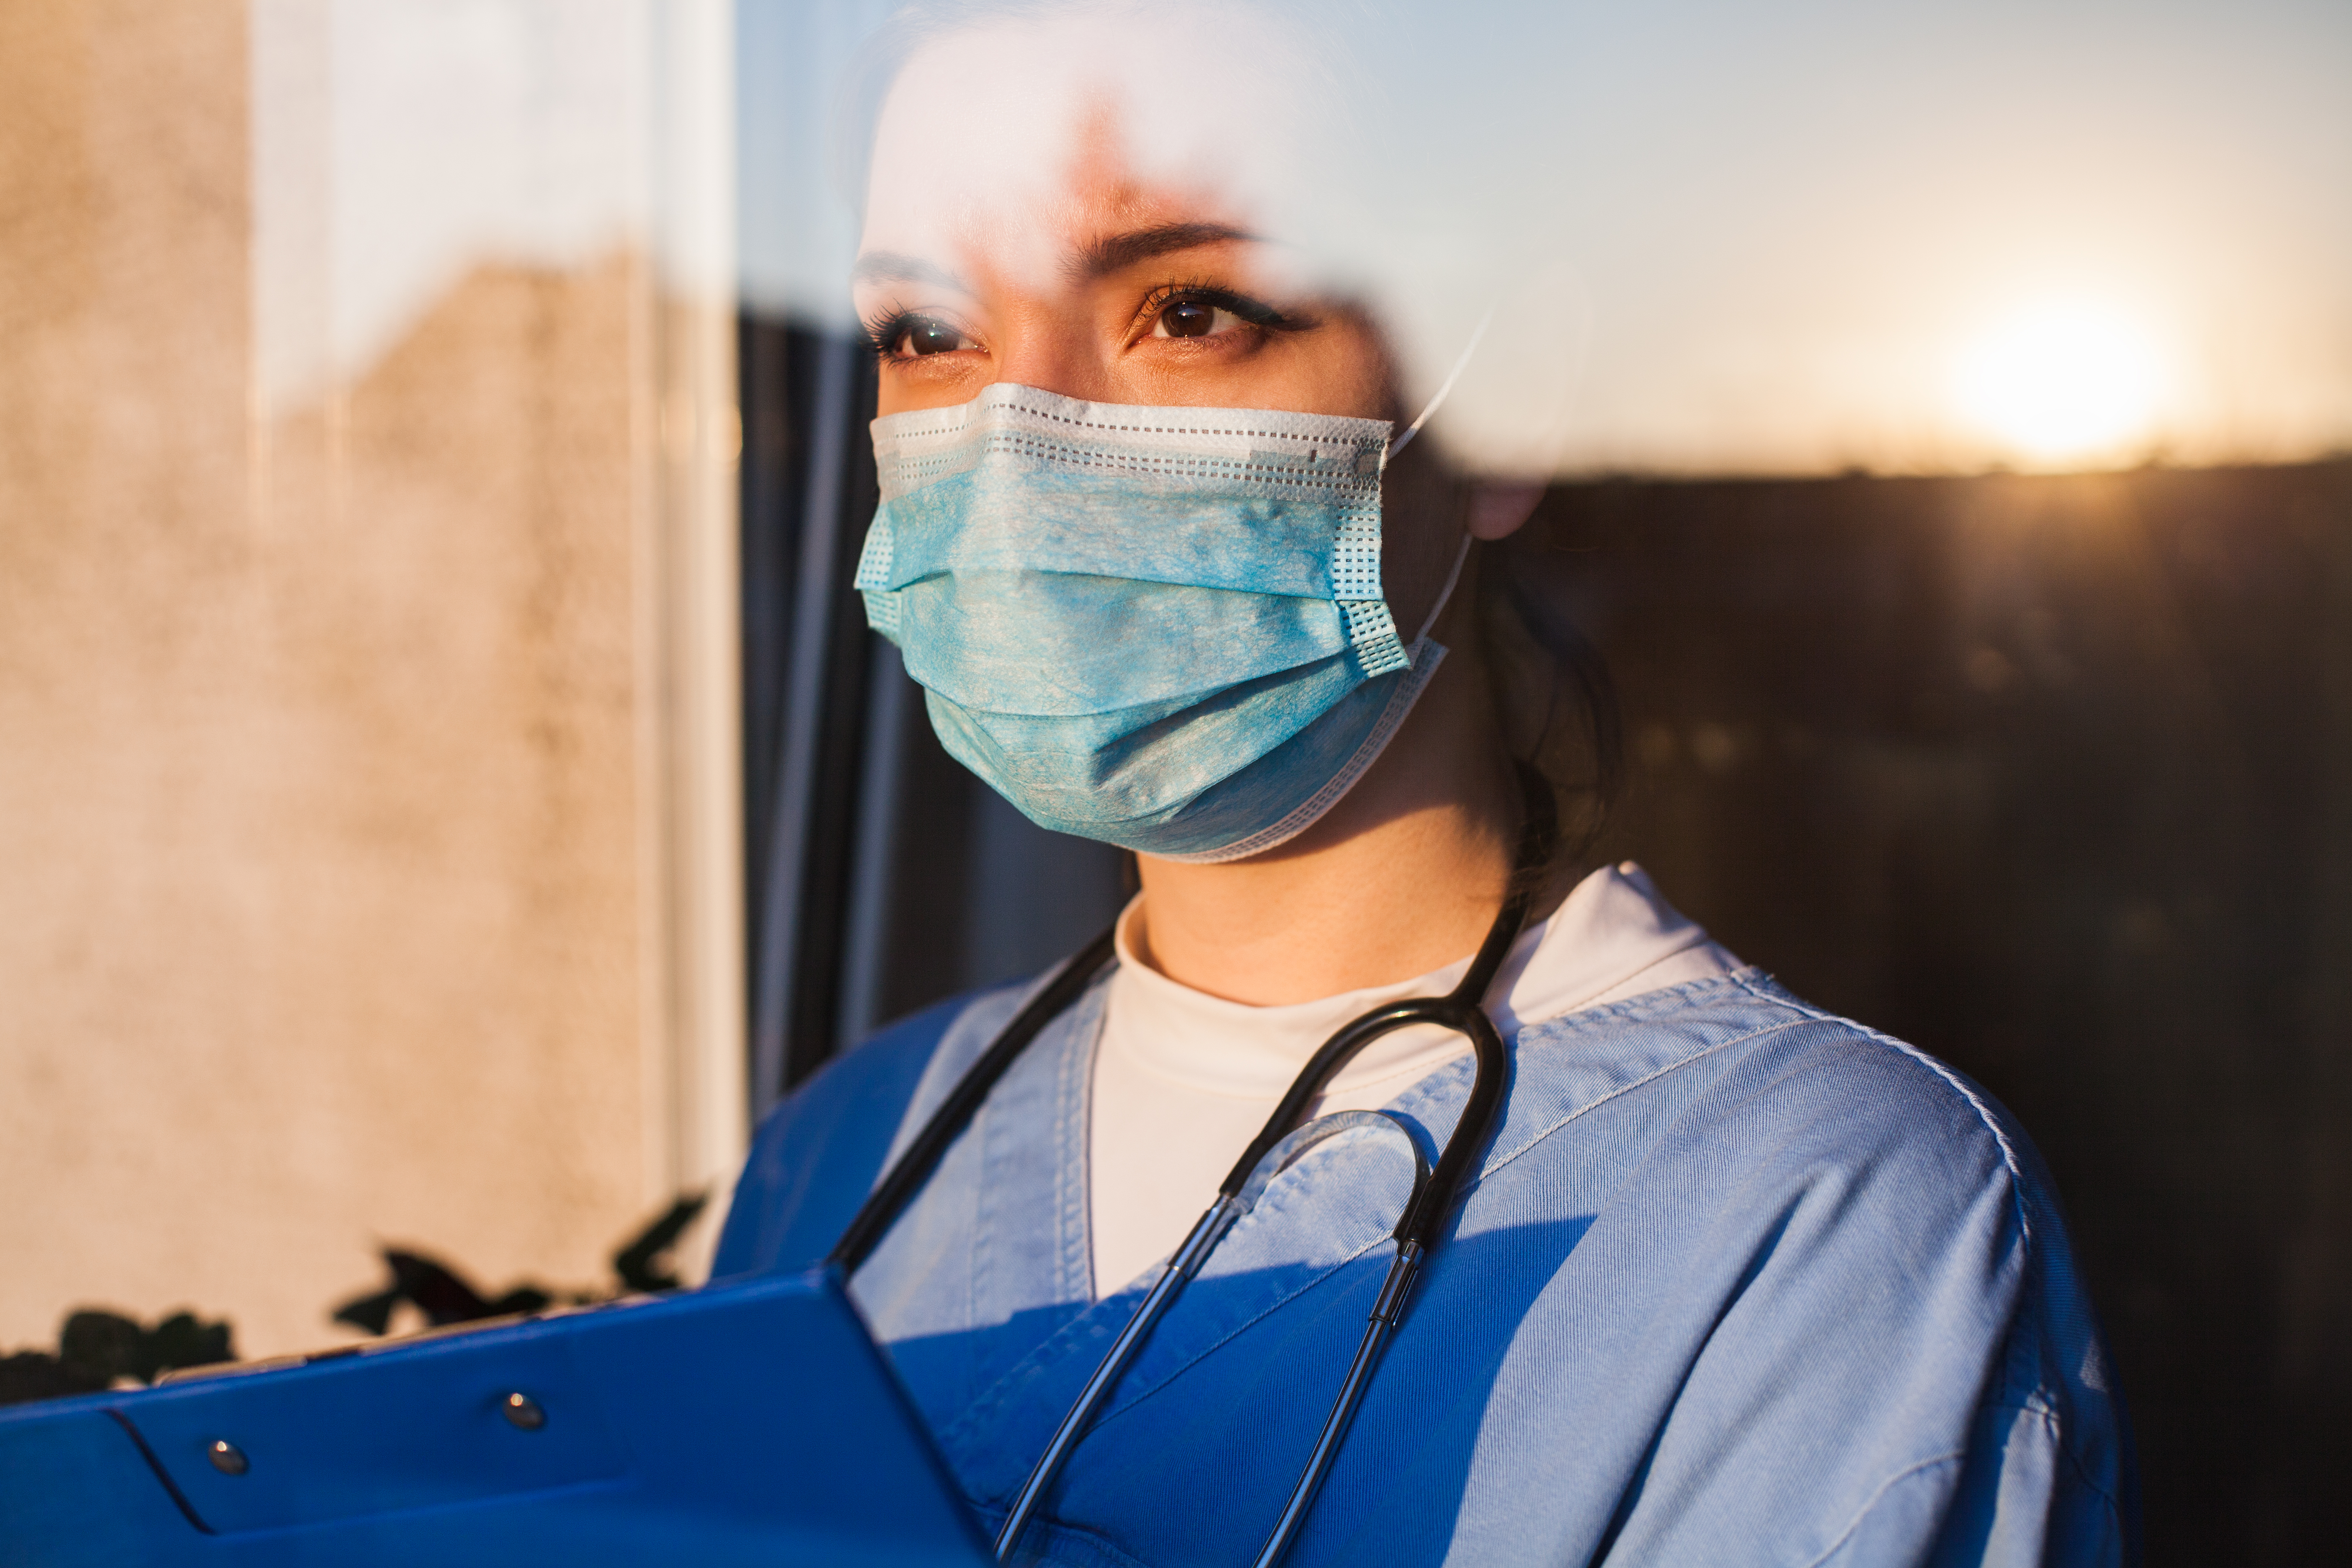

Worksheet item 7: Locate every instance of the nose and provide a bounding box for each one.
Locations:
[985,295,1120,404]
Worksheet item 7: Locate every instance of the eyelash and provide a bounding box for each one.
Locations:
[1131,281,1311,338]
[861,307,943,361]
[862,283,1314,364]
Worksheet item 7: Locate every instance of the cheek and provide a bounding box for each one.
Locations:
[871,352,993,418]
[1308,320,1395,423]
[1180,312,1389,422]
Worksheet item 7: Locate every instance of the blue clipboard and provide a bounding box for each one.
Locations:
[0,1268,990,1567]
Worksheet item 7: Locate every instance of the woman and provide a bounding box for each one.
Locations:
[715,5,2132,1563]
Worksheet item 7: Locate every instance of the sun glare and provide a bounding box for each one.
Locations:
[1953,301,2169,469]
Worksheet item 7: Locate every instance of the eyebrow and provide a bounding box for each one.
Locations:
[1072,222,1255,280]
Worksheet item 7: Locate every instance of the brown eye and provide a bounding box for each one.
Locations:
[900,317,972,356]
[1159,298,1218,338]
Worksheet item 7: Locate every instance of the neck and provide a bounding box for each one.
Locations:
[1130,600,1523,1006]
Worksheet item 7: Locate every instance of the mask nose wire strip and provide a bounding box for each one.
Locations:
[1383,306,1495,462]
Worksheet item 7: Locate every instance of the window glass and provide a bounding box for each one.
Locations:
[3,4,2347,1558]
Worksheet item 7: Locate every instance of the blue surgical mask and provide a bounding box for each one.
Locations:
[854,383,1456,861]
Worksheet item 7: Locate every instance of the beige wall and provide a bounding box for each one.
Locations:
[0,2,742,1358]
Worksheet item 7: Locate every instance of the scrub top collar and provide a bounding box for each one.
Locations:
[851,961,1779,1500]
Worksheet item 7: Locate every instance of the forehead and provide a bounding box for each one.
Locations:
[860,8,1328,291]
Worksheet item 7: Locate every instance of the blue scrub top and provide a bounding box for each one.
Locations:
[714,966,2134,1566]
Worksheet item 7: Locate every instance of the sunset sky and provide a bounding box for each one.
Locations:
[254,0,2351,477]
[743,0,2352,476]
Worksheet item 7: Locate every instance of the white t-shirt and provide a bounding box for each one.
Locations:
[1088,862,1743,1293]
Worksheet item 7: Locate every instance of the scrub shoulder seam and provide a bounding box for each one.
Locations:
[1727,973,2037,1259]
[1480,1011,1823,1183]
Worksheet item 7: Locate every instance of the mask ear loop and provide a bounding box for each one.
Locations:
[1383,306,1494,462]
[1387,307,1495,644]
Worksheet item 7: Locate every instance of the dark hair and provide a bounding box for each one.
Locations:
[1477,526,1624,865]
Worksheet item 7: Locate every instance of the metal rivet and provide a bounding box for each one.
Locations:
[502,1392,546,1431]
[207,1439,248,1475]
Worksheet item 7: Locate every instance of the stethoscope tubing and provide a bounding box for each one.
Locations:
[826,927,1117,1279]
[991,1193,1243,1556]
[997,1108,1436,1560]
[833,763,1558,1567]
[1251,1237,1422,1568]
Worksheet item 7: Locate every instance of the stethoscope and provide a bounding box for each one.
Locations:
[826,763,1557,1566]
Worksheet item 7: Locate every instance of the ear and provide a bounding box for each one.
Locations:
[1467,481,1545,542]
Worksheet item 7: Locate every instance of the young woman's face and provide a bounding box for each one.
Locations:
[853,30,1483,634]
[854,34,1393,426]
[854,211,1390,426]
